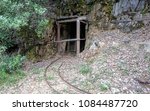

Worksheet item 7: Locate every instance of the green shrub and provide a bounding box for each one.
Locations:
[0,54,26,74]
[99,83,110,91]
[0,71,25,86]
[0,45,26,85]
[79,64,92,75]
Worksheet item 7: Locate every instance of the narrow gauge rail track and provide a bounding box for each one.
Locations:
[44,55,91,94]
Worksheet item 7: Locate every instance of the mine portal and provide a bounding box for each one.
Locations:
[55,16,88,55]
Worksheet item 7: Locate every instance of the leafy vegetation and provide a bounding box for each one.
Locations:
[0,0,49,51]
[0,0,49,86]
[0,71,25,86]
[99,83,110,91]
[79,64,92,75]
[0,46,25,86]
[56,0,95,15]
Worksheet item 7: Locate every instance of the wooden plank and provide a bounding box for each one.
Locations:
[58,18,77,23]
[80,20,87,24]
[54,39,85,43]
[57,16,87,23]
[78,16,87,20]
[57,15,78,20]
[57,22,61,53]
[57,16,87,20]
[76,19,80,55]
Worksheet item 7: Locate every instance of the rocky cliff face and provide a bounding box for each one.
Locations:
[112,0,150,32]
[88,0,149,31]
[112,0,146,16]
[85,0,150,49]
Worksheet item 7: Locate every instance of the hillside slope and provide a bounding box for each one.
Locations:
[0,25,150,94]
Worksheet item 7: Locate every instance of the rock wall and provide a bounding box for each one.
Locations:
[86,0,150,49]
[88,0,149,30]
[112,0,146,16]
[113,0,150,33]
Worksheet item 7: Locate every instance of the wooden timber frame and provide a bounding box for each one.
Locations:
[55,16,88,55]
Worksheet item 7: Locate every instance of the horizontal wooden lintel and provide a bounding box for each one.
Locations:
[54,39,85,43]
[57,16,87,23]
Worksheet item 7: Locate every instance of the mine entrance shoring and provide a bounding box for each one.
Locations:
[55,16,88,55]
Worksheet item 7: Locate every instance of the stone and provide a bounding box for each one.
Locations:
[111,87,120,94]
[112,2,122,16]
[133,12,143,20]
[108,23,116,30]
[134,75,150,84]
[112,41,119,47]
[144,43,150,53]
[139,41,150,53]
[99,41,105,48]
[143,13,150,26]
[89,40,100,50]
[130,0,139,11]
[136,0,145,11]
[122,38,131,44]
[122,86,128,91]
[116,14,133,32]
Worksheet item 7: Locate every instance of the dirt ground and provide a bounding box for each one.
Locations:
[0,26,150,94]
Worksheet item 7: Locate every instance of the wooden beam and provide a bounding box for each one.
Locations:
[80,20,87,24]
[57,16,87,23]
[57,15,78,20]
[54,39,85,43]
[76,19,80,55]
[58,18,77,23]
[57,22,61,53]
[78,16,87,20]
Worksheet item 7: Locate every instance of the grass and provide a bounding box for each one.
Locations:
[98,54,107,63]
[110,46,120,54]
[117,60,129,75]
[81,80,94,90]
[87,58,95,64]
[144,54,150,61]
[0,71,25,86]
[37,76,44,81]
[37,74,54,82]
[99,83,110,91]
[47,75,54,80]
[104,46,120,55]
[79,64,92,75]
[118,66,129,75]
[31,67,44,74]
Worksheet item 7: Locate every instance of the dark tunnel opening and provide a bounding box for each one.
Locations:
[60,21,86,54]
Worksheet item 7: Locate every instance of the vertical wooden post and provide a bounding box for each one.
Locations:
[76,19,80,55]
[57,22,61,53]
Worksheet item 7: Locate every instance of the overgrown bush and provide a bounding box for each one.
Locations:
[0,0,49,53]
[0,46,25,74]
[0,46,26,85]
